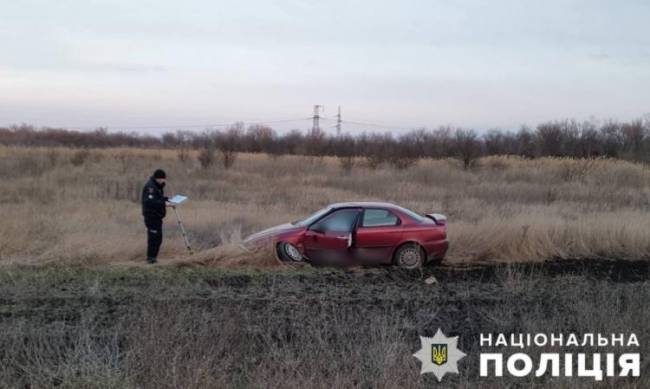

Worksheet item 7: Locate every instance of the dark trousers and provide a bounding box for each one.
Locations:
[145,217,163,259]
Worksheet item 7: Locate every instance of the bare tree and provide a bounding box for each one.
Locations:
[335,134,357,174]
[361,133,392,169]
[246,124,275,154]
[453,129,482,170]
[577,121,600,157]
[389,133,418,169]
[197,144,215,168]
[484,129,508,155]
[1,118,647,164]
[621,120,646,161]
[216,123,243,169]
[515,126,537,158]
[600,121,624,158]
[305,127,326,156]
[536,122,565,156]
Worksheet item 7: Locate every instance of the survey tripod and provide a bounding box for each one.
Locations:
[171,206,193,255]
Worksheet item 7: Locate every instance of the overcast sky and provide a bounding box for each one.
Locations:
[1,0,649,134]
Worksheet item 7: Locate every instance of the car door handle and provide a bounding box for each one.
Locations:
[335,235,348,240]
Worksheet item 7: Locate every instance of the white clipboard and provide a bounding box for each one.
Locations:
[168,194,188,205]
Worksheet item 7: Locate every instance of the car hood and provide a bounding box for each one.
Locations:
[243,223,303,244]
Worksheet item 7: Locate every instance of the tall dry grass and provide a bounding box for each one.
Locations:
[0,146,648,265]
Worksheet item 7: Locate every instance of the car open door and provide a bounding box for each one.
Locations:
[303,208,361,266]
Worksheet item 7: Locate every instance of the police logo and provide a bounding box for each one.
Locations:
[413,328,466,381]
[431,344,448,366]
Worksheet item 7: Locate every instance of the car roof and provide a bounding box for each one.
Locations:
[328,201,399,209]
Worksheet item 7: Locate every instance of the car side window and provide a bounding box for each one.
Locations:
[362,209,400,227]
[311,209,360,233]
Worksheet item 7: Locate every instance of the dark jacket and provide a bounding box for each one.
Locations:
[142,177,168,219]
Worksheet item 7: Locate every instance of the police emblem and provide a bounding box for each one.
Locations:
[413,328,466,381]
[431,344,448,365]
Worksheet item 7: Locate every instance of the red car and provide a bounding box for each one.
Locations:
[243,202,448,268]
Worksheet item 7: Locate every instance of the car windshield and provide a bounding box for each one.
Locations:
[395,205,427,223]
[292,206,332,226]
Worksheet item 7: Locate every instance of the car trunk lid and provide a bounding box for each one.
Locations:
[425,213,447,226]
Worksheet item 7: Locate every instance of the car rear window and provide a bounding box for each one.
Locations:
[395,206,427,223]
[362,209,399,227]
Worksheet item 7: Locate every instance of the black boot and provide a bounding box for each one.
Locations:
[147,257,157,264]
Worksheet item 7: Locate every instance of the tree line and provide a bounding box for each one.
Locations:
[2,119,649,169]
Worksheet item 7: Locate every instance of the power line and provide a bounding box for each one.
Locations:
[22,112,428,133]
[44,117,313,132]
[244,117,313,125]
[317,119,417,133]
[342,119,417,131]
[113,118,312,130]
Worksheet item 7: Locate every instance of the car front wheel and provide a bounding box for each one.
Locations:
[393,243,425,269]
[278,242,303,262]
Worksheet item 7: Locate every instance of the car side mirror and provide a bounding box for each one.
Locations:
[309,225,325,234]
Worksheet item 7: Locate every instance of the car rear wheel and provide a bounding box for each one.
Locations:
[393,243,425,269]
[278,242,303,262]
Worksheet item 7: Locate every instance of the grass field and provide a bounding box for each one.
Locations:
[0,146,648,388]
[0,146,648,265]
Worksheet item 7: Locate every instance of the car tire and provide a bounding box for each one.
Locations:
[393,243,425,269]
[278,242,303,262]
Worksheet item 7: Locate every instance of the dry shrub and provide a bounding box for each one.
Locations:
[167,243,288,268]
[388,155,418,170]
[338,155,355,174]
[364,154,385,170]
[115,150,132,173]
[70,148,91,166]
[197,146,215,168]
[480,155,512,171]
[46,148,61,167]
[557,158,597,182]
[177,146,190,163]
[219,149,236,169]
[15,154,44,177]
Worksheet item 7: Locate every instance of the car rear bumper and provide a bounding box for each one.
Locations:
[425,239,449,263]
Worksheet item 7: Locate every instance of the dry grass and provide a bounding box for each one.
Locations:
[0,146,648,265]
[0,266,647,388]
[167,244,295,269]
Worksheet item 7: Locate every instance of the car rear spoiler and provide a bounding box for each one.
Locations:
[425,213,447,226]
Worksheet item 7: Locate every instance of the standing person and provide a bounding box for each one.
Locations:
[141,169,171,264]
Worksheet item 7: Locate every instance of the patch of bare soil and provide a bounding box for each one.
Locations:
[167,244,650,283]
